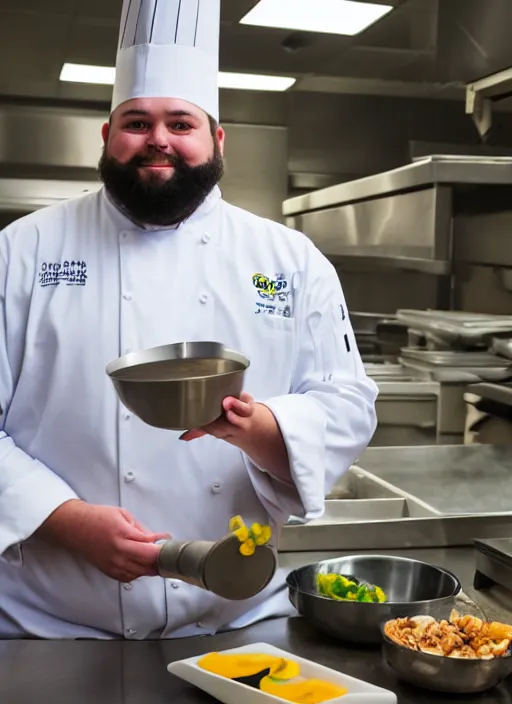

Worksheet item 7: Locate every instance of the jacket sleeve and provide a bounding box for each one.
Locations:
[245,247,378,524]
[0,230,79,563]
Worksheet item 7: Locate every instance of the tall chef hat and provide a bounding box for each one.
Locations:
[112,0,220,121]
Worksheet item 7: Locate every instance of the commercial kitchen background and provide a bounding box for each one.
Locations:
[4,0,512,450]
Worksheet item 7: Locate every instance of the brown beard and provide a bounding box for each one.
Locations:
[98,141,224,227]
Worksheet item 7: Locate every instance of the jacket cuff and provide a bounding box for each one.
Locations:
[258,394,327,520]
[0,464,79,564]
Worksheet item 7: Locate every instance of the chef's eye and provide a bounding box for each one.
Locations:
[172,122,192,131]
[126,121,148,130]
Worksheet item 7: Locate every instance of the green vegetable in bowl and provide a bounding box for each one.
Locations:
[316,573,387,603]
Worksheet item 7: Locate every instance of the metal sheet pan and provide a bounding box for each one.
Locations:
[400,349,509,367]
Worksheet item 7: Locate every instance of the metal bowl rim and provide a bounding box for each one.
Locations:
[382,628,512,663]
[286,554,462,606]
[106,342,250,380]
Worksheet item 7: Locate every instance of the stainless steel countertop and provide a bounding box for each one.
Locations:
[283,155,512,216]
[358,444,512,515]
[2,547,512,703]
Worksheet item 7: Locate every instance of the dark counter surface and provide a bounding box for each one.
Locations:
[2,547,512,703]
[1,615,512,704]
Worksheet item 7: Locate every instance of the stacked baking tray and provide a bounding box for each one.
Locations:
[396,309,512,349]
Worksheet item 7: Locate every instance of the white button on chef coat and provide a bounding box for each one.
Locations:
[0,185,377,640]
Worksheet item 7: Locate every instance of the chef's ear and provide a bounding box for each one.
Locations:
[101,121,110,146]
[216,125,226,157]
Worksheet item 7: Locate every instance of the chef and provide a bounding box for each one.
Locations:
[0,0,377,639]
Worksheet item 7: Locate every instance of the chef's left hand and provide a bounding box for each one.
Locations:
[180,394,290,480]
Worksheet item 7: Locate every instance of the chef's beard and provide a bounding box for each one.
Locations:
[98,142,224,227]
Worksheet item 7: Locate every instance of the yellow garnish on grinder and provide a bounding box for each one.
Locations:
[229,515,272,556]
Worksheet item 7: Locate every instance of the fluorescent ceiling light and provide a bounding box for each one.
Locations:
[60,63,295,92]
[218,72,295,91]
[240,0,393,36]
[60,63,116,85]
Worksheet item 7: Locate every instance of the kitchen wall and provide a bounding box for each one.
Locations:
[221,88,512,193]
[3,87,512,221]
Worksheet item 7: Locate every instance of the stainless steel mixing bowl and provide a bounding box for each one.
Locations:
[106,341,249,430]
[286,555,461,644]
[382,621,512,694]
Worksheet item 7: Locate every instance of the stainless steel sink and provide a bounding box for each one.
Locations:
[302,467,442,524]
[308,498,406,523]
[280,458,512,552]
[327,466,406,500]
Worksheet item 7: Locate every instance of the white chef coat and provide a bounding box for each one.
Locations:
[0,185,377,639]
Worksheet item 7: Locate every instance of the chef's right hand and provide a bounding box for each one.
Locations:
[37,499,171,583]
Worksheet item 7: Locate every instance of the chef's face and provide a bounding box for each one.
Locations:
[98,97,225,226]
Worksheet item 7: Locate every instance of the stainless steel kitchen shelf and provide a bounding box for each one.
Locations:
[325,254,451,275]
[283,156,512,216]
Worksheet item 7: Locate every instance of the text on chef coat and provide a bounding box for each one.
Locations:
[252,272,293,317]
[38,260,88,287]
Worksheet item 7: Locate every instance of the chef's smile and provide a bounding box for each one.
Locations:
[140,162,175,176]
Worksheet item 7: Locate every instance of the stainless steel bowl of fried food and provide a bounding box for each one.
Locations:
[382,609,512,694]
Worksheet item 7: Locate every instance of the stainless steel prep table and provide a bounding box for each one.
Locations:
[2,547,512,704]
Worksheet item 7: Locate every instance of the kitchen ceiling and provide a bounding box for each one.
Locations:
[1,0,512,106]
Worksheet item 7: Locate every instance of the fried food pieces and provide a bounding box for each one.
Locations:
[384,610,512,660]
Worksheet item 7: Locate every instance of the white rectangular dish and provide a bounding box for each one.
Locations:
[167,642,397,703]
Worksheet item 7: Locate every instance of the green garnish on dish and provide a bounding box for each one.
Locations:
[316,573,387,603]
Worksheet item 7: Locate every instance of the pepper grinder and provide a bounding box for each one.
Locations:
[157,532,277,601]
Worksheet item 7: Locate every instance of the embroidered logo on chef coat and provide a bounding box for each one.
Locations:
[252,272,291,317]
[38,260,88,287]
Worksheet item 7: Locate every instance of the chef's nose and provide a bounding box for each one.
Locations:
[146,123,170,150]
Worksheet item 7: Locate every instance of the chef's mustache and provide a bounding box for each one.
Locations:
[130,151,183,168]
